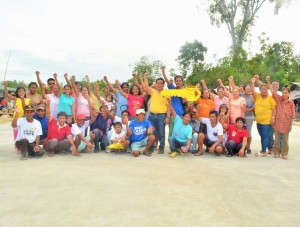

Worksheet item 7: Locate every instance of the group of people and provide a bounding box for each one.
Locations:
[2,67,296,160]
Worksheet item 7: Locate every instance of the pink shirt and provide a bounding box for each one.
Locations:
[214,96,228,112]
[128,94,144,117]
[229,96,246,123]
[76,94,92,117]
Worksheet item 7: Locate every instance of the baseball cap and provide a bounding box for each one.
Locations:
[136,109,145,115]
[36,105,46,111]
[24,105,35,111]
[76,114,86,120]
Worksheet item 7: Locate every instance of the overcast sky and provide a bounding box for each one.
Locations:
[0,0,299,84]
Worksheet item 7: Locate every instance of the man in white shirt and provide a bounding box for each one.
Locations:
[195,110,224,156]
[12,105,45,160]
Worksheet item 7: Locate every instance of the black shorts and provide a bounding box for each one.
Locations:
[204,135,223,148]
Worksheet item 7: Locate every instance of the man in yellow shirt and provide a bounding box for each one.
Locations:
[140,73,170,154]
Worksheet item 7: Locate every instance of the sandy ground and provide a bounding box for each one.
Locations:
[1,120,300,227]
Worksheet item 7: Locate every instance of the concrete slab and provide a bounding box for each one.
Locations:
[1,121,300,226]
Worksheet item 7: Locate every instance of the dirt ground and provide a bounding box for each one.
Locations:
[1,120,300,227]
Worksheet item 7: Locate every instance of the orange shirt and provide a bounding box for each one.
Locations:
[196,98,215,118]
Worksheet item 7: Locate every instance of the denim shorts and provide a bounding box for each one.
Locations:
[131,137,148,152]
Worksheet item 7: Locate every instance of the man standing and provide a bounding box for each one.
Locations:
[140,73,170,154]
[128,109,155,157]
[12,105,44,160]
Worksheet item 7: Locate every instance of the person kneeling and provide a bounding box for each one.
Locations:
[128,109,155,157]
[43,99,79,157]
[12,105,45,160]
[222,117,248,157]
[169,102,192,158]
[108,122,130,152]
[195,110,224,156]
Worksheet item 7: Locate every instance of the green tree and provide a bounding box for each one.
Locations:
[206,0,291,55]
[177,40,207,78]
[129,56,162,83]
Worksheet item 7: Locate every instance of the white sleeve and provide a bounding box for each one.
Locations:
[217,124,223,136]
[71,125,82,136]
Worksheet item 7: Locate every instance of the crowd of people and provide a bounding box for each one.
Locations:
[2,67,297,160]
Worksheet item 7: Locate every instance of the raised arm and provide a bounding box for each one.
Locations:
[53,73,61,96]
[35,71,44,90]
[140,73,152,95]
[115,80,128,98]
[2,81,16,100]
[103,76,117,94]
[132,73,140,86]
[265,75,273,93]
[250,77,257,100]
[71,75,80,97]
[85,75,91,95]
[45,98,52,120]
[64,73,72,90]
[41,83,46,99]
[161,65,170,86]
[200,79,208,90]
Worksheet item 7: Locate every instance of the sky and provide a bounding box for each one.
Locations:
[0,0,300,84]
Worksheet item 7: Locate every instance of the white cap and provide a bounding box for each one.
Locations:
[136,109,145,115]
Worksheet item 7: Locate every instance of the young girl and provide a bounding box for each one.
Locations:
[218,104,229,145]
[105,94,115,112]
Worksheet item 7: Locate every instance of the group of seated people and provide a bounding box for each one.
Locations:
[3,67,296,160]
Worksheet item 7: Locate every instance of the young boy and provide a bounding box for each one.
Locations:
[109,122,130,152]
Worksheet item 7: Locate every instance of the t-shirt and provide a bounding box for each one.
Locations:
[27,93,43,107]
[90,93,101,111]
[33,114,48,140]
[214,96,228,112]
[254,94,276,124]
[76,94,92,117]
[202,118,223,142]
[171,115,192,142]
[44,117,71,144]
[229,96,246,123]
[241,94,254,117]
[71,121,90,136]
[129,119,153,143]
[115,90,128,117]
[128,94,144,117]
[226,124,248,144]
[196,98,215,118]
[46,93,59,120]
[168,84,184,116]
[90,114,113,135]
[150,89,168,114]
[110,131,126,143]
[58,93,75,116]
[114,116,130,133]
[15,118,42,143]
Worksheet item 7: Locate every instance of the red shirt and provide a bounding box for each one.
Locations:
[44,118,71,146]
[226,124,248,144]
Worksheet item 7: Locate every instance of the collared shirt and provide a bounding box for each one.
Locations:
[45,117,71,143]
[226,124,248,144]
[150,89,168,114]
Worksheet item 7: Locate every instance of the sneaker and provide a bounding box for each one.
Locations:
[158,148,164,154]
[94,148,100,153]
[105,148,111,153]
[169,152,177,158]
[179,150,186,156]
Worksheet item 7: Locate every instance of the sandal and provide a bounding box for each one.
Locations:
[255,152,266,157]
[274,155,280,158]
[143,151,152,156]
[194,151,203,156]
[282,155,288,160]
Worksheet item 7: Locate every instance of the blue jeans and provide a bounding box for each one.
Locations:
[268,126,274,150]
[92,128,109,151]
[169,137,191,152]
[148,113,166,151]
[225,140,245,156]
[257,123,271,152]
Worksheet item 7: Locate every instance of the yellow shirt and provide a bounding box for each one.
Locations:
[254,94,276,124]
[13,98,30,118]
[90,93,101,110]
[150,89,168,114]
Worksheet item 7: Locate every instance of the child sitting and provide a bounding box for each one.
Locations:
[109,122,129,152]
